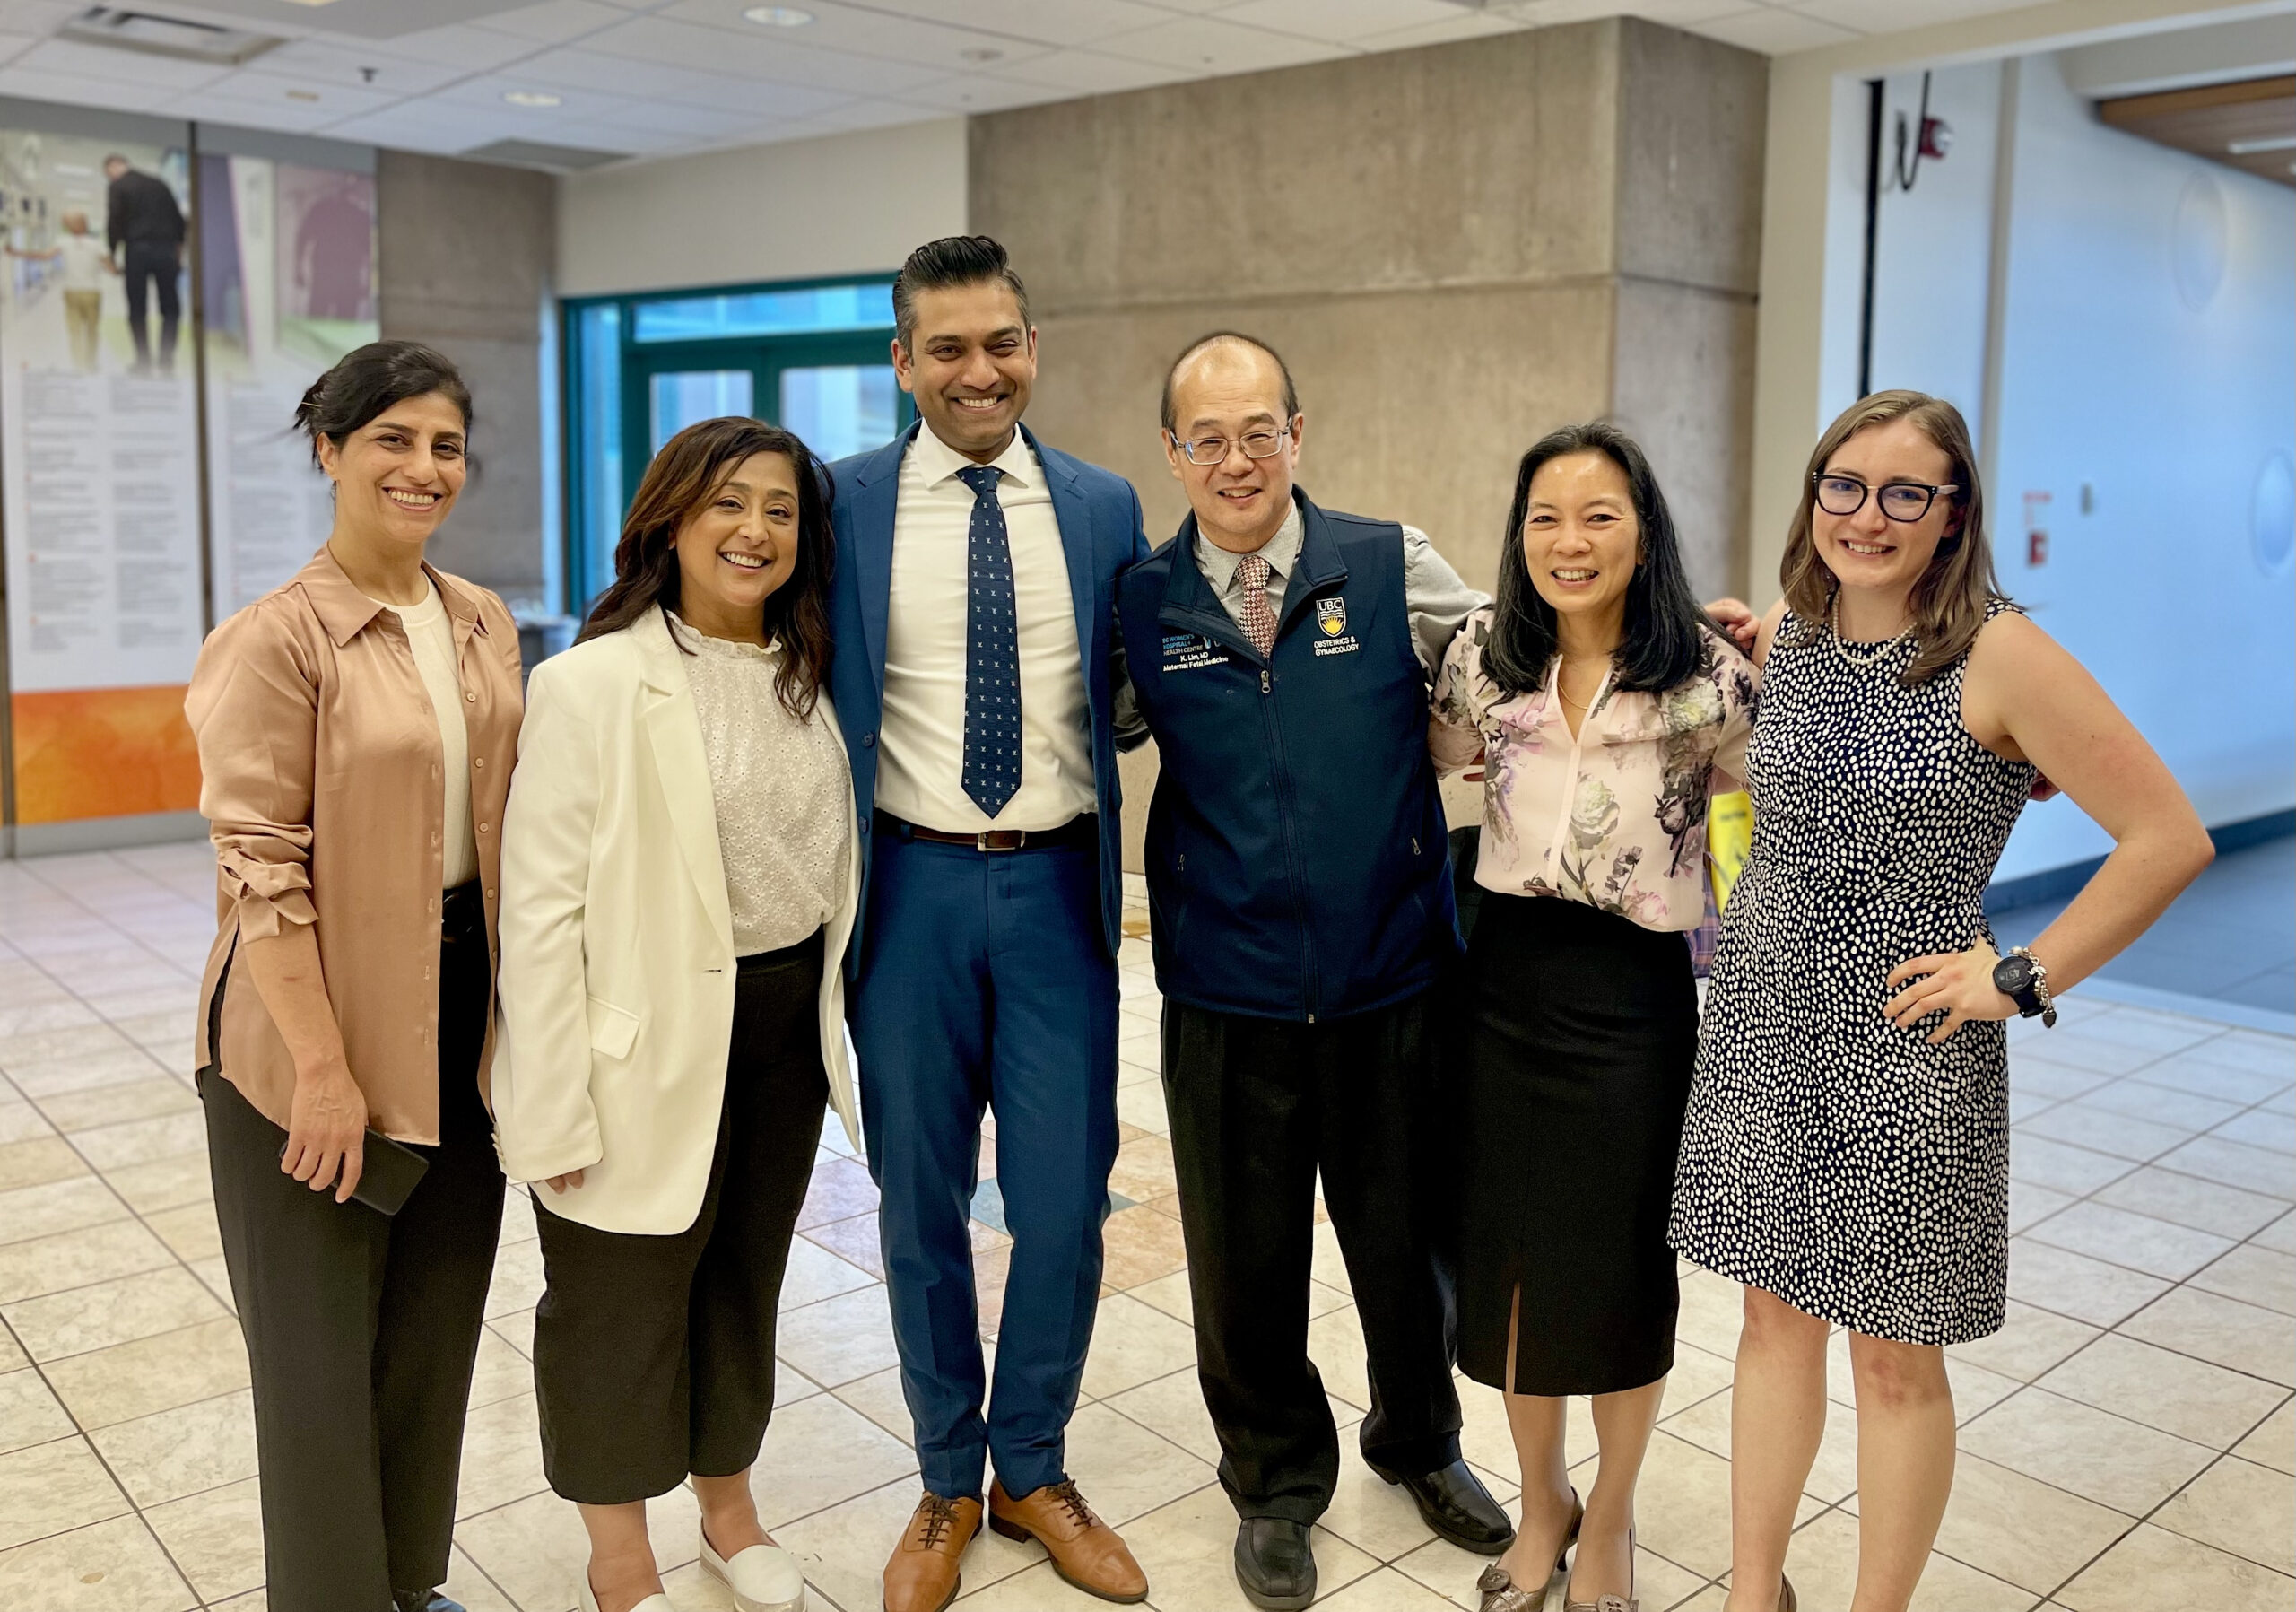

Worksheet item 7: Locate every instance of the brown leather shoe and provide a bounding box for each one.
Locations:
[987,1479,1149,1604]
[883,1491,981,1612]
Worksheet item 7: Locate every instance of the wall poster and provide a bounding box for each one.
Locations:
[199,146,378,614]
[0,120,204,827]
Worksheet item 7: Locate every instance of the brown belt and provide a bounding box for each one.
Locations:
[877,812,1095,853]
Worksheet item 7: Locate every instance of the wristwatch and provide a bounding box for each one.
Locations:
[1993,946,2057,1027]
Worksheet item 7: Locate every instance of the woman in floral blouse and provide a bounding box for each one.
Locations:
[1430,422,1755,1612]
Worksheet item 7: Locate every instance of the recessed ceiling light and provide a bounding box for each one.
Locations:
[503,90,562,108]
[2226,135,2296,156]
[286,88,319,101]
[744,6,813,25]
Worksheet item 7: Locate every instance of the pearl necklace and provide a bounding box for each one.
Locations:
[1828,593,1912,668]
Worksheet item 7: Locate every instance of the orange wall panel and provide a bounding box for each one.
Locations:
[11,686,201,824]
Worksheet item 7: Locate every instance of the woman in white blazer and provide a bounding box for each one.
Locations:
[495,417,858,1612]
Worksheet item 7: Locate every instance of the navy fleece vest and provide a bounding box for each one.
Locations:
[1116,492,1457,1021]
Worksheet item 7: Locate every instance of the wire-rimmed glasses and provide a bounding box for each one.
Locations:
[1170,424,1292,466]
[1812,472,1960,522]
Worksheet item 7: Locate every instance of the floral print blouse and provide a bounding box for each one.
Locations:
[1430,608,1758,933]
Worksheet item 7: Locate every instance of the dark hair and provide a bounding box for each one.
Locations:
[891,235,1030,351]
[1159,331,1300,436]
[1780,389,1998,684]
[293,340,472,469]
[1484,421,1720,698]
[578,417,834,721]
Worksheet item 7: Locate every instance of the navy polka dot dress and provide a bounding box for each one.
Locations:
[1669,599,2036,1346]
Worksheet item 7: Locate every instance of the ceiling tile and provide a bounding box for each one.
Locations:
[0,63,179,116]
[578,15,949,95]
[988,48,1200,96]
[796,95,944,134]
[1209,0,1474,45]
[16,36,236,91]
[656,0,1055,74]
[191,71,398,120]
[893,73,1078,114]
[322,100,539,152]
[348,22,550,72]
[1787,0,2021,34]
[840,0,1176,49]
[1626,0,1774,23]
[0,0,75,34]
[518,46,853,118]
[471,0,637,46]
[1352,11,1526,52]
[161,89,351,133]
[249,38,471,96]
[1088,13,1356,73]
[1689,5,1859,51]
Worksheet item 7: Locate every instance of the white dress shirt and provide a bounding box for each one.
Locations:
[877,423,1098,832]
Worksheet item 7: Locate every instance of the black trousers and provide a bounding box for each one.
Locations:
[203,884,505,1612]
[533,931,828,1504]
[120,239,180,366]
[1162,990,1464,1525]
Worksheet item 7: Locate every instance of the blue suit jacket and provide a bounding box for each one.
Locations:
[826,421,1150,975]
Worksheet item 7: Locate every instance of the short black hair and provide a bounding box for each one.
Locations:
[1160,331,1300,436]
[292,340,472,468]
[891,235,1030,351]
[1484,420,1722,697]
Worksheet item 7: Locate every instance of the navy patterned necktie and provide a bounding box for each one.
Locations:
[956,464,1022,818]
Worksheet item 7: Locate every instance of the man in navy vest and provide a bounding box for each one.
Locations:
[826,238,1152,1612]
[1115,333,1512,1610]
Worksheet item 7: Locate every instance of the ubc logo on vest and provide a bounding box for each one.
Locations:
[1312,596,1358,657]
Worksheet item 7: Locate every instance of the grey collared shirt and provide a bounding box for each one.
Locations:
[1194,502,1488,680]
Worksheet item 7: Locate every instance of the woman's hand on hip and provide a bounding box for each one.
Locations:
[1884,942,2019,1044]
[544,1169,586,1194]
[282,1063,367,1203]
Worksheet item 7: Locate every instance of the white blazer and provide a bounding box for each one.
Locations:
[492,606,863,1235]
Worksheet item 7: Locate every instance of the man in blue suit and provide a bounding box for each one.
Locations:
[824,236,1152,1612]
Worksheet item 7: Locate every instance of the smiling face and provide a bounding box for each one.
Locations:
[668,451,801,640]
[892,278,1035,463]
[1521,449,1640,641]
[314,389,466,556]
[1163,341,1301,554]
[1813,416,1961,601]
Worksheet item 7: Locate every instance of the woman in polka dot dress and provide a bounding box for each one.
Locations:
[1667,391,2213,1612]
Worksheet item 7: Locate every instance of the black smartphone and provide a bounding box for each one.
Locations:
[279,1128,430,1216]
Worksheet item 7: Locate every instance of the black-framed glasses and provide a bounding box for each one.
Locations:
[1170,423,1292,466]
[1812,472,1960,522]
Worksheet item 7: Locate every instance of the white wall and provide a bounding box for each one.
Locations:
[556,118,967,297]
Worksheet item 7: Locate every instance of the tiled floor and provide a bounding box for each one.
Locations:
[0,842,2292,1612]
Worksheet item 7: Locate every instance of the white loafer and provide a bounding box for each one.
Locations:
[575,1568,674,1612]
[700,1532,807,1612]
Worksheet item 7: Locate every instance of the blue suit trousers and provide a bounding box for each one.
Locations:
[852,827,1120,1500]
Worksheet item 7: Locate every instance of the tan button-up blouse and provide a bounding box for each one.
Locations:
[186,547,523,1144]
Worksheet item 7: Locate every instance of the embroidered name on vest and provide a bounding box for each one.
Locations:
[1161,632,1231,673]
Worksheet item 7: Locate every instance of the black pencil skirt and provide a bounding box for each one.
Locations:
[1455,892,1698,1397]
[532,929,828,1504]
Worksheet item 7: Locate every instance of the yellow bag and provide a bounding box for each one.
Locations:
[1708,790,1752,912]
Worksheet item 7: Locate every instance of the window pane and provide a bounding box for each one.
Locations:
[779,365,898,462]
[650,369,753,456]
[631,282,894,343]
[572,302,622,612]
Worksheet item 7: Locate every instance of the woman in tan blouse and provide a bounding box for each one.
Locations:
[495,418,858,1612]
[186,342,523,1612]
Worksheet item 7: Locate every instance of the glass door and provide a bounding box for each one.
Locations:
[621,332,906,490]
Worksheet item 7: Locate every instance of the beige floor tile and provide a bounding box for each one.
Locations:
[2256,1209,2296,1256]
[1304,1304,1370,1413]
[2007,1179,2077,1234]
[0,1100,55,1146]
[1080,1294,1198,1400]
[0,1513,196,1612]
[750,1389,920,1529]
[0,1220,175,1306]
[0,1436,132,1551]
[1105,1135,1178,1204]
[1101,1368,1220,1468]
[2038,1333,2287,1449]
[0,1368,74,1457]
[2121,1286,2296,1386]
[2152,1455,2295,1573]
[2010,1060,2112,1103]
[777,1235,879,1313]
[63,1113,206,1175]
[440,1545,521,1612]
[186,1257,234,1316]
[799,1211,886,1281]
[1600,1430,1740,1580]
[831,1364,918,1446]
[1944,1301,2100,1383]
[465,1325,534,1412]
[2152,1137,2293,1200]
[87,1390,256,1510]
[33,1081,198,1137]
[2092,1166,2287,1240]
[3,1268,223,1364]
[1673,1268,1748,1360]
[455,1392,550,1521]
[2193,1243,2296,1316]
[777,1285,904,1388]
[2006,1137,2133,1198]
[456,1481,703,1612]
[482,1236,548,1321]
[1866,1451,2131,1596]
[0,1332,22,1375]
[794,1158,883,1233]
[2075,1076,2244,1133]
[1779,1504,2035,1610]
[1126,1268,1194,1327]
[2005,1240,2171,1329]
[2199,1032,2296,1077]
[2215,1108,2296,1155]
[1663,1387,1861,1503]
[0,1137,91,1194]
[2056,1521,2295,1612]
[1960,1387,2213,1514]
[137,1204,222,1267]
[2015,1031,2169,1080]
[1125,1483,1380,1612]
[2020,1102,2192,1163]
[138,1477,265,1604]
[489,1306,537,1361]
[1310,1220,1352,1297]
[1060,1401,1214,1528]
[1099,1205,1189,1293]
[2022,1201,2236,1282]
[1300,1564,1460,1611]
[1307,1457,1447,1564]
[2233,1399,2296,1475]
[98,1155,212,1217]
[4,1050,167,1103]
[42,1318,249,1431]
[2138,1054,2290,1108]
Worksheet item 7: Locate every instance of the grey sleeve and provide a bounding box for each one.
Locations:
[1403,525,1490,682]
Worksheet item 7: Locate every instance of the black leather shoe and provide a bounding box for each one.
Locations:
[1369,1458,1514,1555]
[393,1593,465,1612]
[1234,1517,1317,1611]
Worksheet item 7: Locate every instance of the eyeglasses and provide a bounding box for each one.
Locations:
[1812,472,1961,522]
[1170,424,1291,466]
